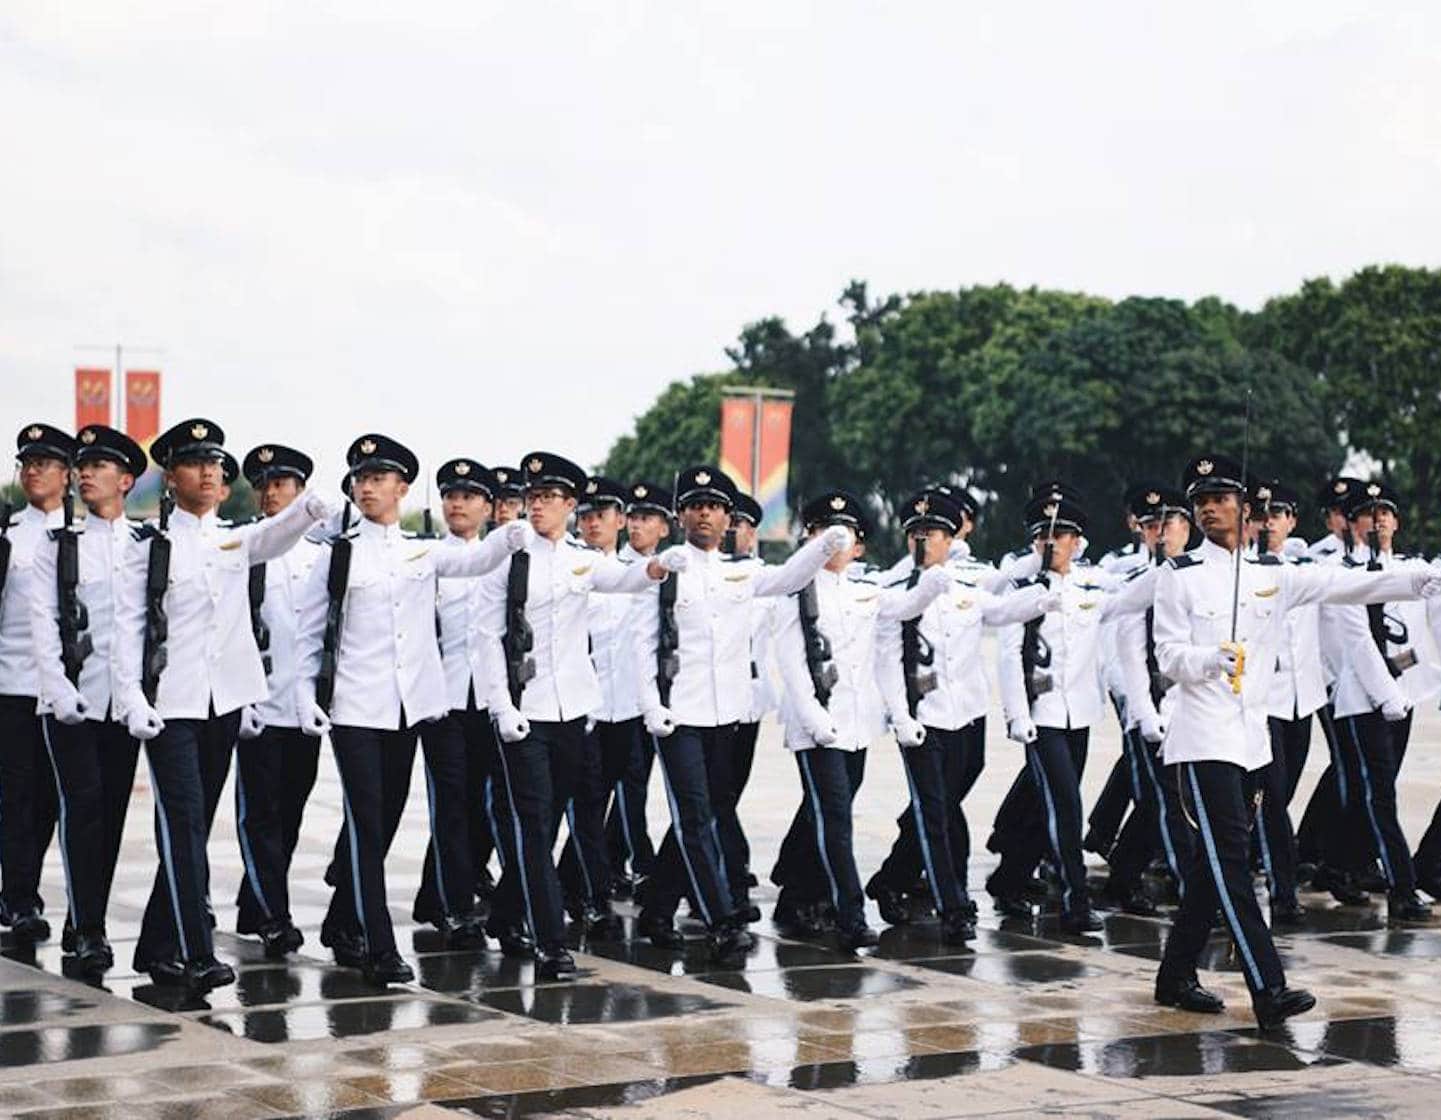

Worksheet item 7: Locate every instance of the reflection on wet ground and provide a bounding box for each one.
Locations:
[0,1021,180,1067]
[198,997,499,1043]
[477,982,724,1024]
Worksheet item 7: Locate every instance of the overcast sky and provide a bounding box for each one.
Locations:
[3,1,1436,500]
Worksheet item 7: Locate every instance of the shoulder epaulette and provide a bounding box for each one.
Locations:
[1252,555,1282,566]
[1006,547,1028,561]
[1124,565,1149,582]
[721,553,750,564]
[1292,555,1314,565]
[883,577,911,589]
[130,523,161,542]
[1011,575,1044,590]
[1167,553,1202,570]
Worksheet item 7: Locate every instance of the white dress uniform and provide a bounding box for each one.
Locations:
[252,532,324,729]
[0,504,64,699]
[436,533,494,713]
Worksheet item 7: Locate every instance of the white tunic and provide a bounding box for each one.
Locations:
[252,530,324,728]
[0,504,64,698]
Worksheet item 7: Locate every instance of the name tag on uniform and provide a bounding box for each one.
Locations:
[218,539,243,551]
[406,548,430,562]
[1254,586,1279,598]
[571,564,592,576]
[1077,601,1098,610]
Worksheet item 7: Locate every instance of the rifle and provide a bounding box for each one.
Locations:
[56,484,93,686]
[141,491,174,704]
[656,569,680,707]
[798,579,838,707]
[315,503,353,712]
[722,525,737,556]
[901,535,936,716]
[1144,534,1171,705]
[249,561,271,677]
[1021,500,1060,705]
[503,549,536,707]
[1365,526,1402,678]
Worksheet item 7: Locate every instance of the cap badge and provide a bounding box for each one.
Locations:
[1367,483,1381,497]
[1145,491,1160,505]
[914,497,929,515]
[585,479,598,494]
[496,469,509,482]
[25,426,42,441]
[1334,480,1348,494]
[190,423,209,440]
[1043,502,1059,519]
[454,461,470,476]
[634,485,648,498]
[528,457,544,473]
[695,470,712,486]
[80,429,97,445]
[1196,460,1213,476]
[829,495,847,511]
[359,438,377,455]
[258,447,274,463]
[1257,486,1271,502]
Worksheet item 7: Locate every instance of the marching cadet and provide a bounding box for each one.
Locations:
[1320,479,1438,921]
[231,443,324,957]
[557,474,631,936]
[477,453,681,980]
[989,484,1150,932]
[412,457,504,943]
[28,424,146,974]
[769,491,883,949]
[1151,453,1441,1028]
[0,424,71,943]
[115,419,336,991]
[298,435,527,984]
[1307,477,1361,562]
[633,465,850,961]
[872,488,1055,941]
[491,467,525,525]
[1102,486,1199,913]
[605,479,673,893]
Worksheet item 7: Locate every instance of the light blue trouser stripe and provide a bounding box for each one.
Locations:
[565,801,595,901]
[1343,717,1395,887]
[1254,797,1277,900]
[422,759,451,915]
[492,726,540,939]
[1138,739,1183,891]
[1026,742,1072,915]
[39,719,78,926]
[799,751,841,913]
[1186,763,1263,991]
[615,780,636,864]
[144,752,190,960]
[235,766,274,921]
[483,776,505,872]
[1124,731,1145,802]
[903,753,945,914]
[337,780,368,941]
[654,735,712,926]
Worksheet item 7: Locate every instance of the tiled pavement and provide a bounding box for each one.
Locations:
[5,705,1441,1118]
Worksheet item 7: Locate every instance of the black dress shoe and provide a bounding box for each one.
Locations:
[941,910,977,944]
[1271,899,1308,927]
[186,957,237,992]
[534,945,578,981]
[638,911,685,949]
[1253,985,1316,1029]
[440,915,490,949]
[321,925,368,968]
[72,932,114,974]
[992,893,1035,920]
[1061,907,1105,933]
[486,921,535,958]
[61,920,76,954]
[1329,871,1370,907]
[585,908,625,941]
[837,924,879,951]
[258,920,304,959]
[1102,883,1159,917]
[10,910,50,943]
[147,959,188,986]
[773,898,826,939]
[1389,890,1433,923]
[362,951,414,986]
[736,903,762,924]
[866,884,912,927]
[1155,976,1225,1013]
[707,920,750,964]
[1418,876,1441,902]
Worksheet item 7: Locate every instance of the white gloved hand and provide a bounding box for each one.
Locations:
[494,705,531,743]
[644,707,677,738]
[501,519,536,552]
[918,565,952,597]
[50,684,89,726]
[1036,589,1064,614]
[1381,696,1412,722]
[893,715,927,747]
[1205,645,1240,679]
[1138,712,1167,744]
[126,702,165,741]
[1007,716,1038,745]
[655,547,689,574]
[300,699,331,737]
[303,493,341,523]
[821,525,856,556]
[1414,573,1441,599]
[238,705,265,740]
[799,700,838,746]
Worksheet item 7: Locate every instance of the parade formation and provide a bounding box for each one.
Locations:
[5,415,1441,1039]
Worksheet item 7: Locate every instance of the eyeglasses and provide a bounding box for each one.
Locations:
[527,487,569,504]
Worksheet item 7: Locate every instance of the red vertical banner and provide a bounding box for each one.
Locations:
[718,395,757,491]
[755,397,794,541]
[125,370,162,447]
[74,368,112,429]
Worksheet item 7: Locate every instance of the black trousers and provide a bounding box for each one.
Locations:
[453,704,501,890]
[325,724,418,958]
[1160,760,1286,996]
[1085,693,1133,851]
[1334,709,1415,893]
[604,717,655,879]
[869,719,984,901]
[0,695,57,919]
[899,728,976,917]
[1253,716,1310,908]
[558,720,628,909]
[770,748,868,930]
[1107,729,1194,894]
[411,714,482,923]
[990,727,1091,918]
[644,724,740,928]
[730,720,760,903]
[1296,704,1343,866]
[490,717,585,948]
[40,715,138,935]
[1413,801,1441,889]
[135,710,240,967]
[234,726,320,933]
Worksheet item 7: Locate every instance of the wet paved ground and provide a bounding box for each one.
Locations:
[5,701,1441,1118]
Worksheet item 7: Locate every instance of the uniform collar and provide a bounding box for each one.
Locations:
[359,517,405,542]
[170,506,220,532]
[685,540,722,564]
[1199,536,1237,562]
[442,531,479,548]
[19,503,64,529]
[620,542,651,563]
